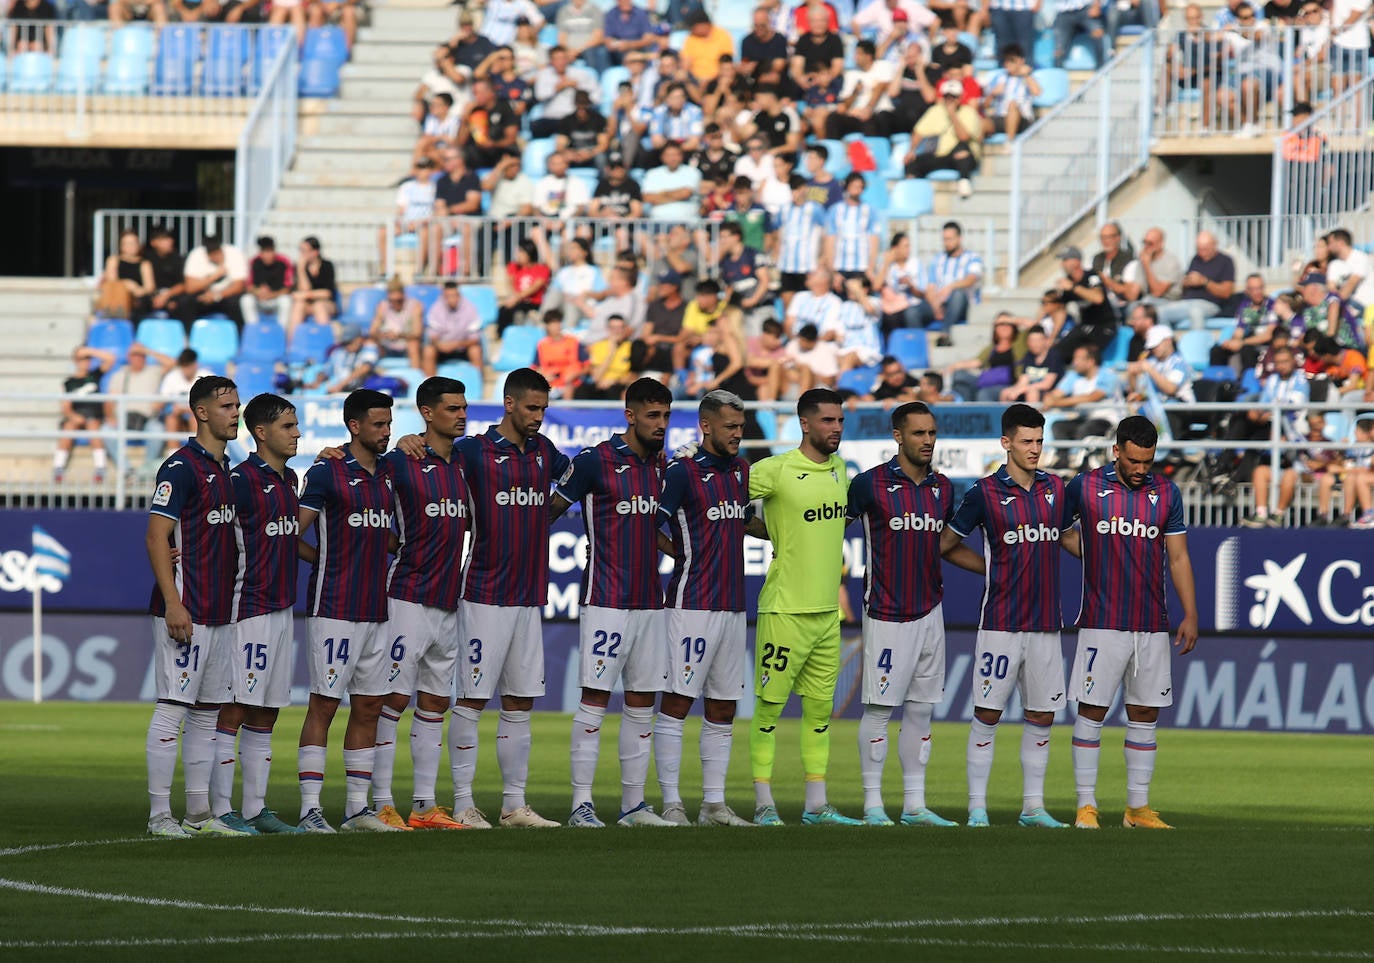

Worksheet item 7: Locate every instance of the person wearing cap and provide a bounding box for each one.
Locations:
[603,0,656,65]
[905,77,982,198]
[1156,231,1235,330]
[435,11,495,81]
[681,10,735,83]
[554,90,611,168]
[309,324,378,394]
[246,235,294,324]
[1054,244,1117,360]
[1125,323,1195,432]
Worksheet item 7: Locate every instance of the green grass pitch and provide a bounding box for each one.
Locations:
[1,701,1371,961]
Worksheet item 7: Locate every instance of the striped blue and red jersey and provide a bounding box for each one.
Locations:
[148,439,236,626]
[846,459,953,622]
[230,453,300,621]
[299,452,394,622]
[949,466,1066,633]
[384,446,469,611]
[659,449,752,612]
[1066,465,1186,633]
[555,434,666,611]
[455,425,571,607]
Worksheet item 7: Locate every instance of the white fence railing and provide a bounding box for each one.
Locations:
[1152,23,1301,139]
[93,209,237,275]
[0,21,296,142]
[234,28,298,247]
[1008,35,1155,286]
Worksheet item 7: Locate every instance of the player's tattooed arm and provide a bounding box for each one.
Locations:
[744,516,769,540]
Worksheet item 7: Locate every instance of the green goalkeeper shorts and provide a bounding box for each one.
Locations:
[754,610,841,703]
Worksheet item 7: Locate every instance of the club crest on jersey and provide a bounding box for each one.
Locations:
[595,659,607,679]
[326,667,339,689]
[761,671,771,689]
[682,664,695,686]
[178,672,189,692]
[470,666,483,687]
[980,678,992,698]
[1148,492,1158,505]
[1083,676,1094,696]
[830,470,838,482]
[932,486,940,498]
[152,480,173,506]
[537,454,544,468]
[733,470,741,482]
[878,675,890,696]
[1046,493,1055,505]
[388,662,402,683]
[246,672,258,694]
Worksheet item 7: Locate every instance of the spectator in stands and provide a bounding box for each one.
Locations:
[1106,0,1161,40]
[877,231,934,335]
[1329,0,1371,96]
[830,276,885,371]
[855,0,939,46]
[1211,273,1275,370]
[544,237,604,327]
[946,316,1020,401]
[1091,221,1132,316]
[635,270,690,375]
[1165,5,1224,125]
[733,137,778,195]
[369,278,424,370]
[1292,229,1329,288]
[798,144,842,210]
[307,0,359,50]
[415,93,460,167]
[436,12,496,83]
[826,40,900,140]
[422,281,484,377]
[159,349,214,456]
[1242,412,1331,528]
[604,0,657,66]
[530,46,599,139]
[244,236,294,325]
[690,124,740,185]
[982,45,1040,143]
[588,153,645,258]
[1054,245,1117,358]
[681,10,735,83]
[581,265,646,343]
[302,324,375,394]
[1298,272,1345,344]
[1325,228,1374,327]
[861,355,920,406]
[786,267,842,336]
[556,91,612,169]
[717,222,772,329]
[785,322,841,391]
[512,18,549,79]
[681,278,726,342]
[144,227,187,325]
[481,0,544,48]
[557,0,608,74]
[288,235,338,337]
[1126,324,1196,430]
[648,84,706,161]
[1216,343,1308,490]
[800,63,845,139]
[905,79,983,198]
[643,142,704,221]
[476,46,534,119]
[67,0,109,21]
[1338,419,1374,528]
[577,315,637,399]
[823,173,882,288]
[1002,326,1064,404]
[740,8,789,80]
[110,0,167,25]
[1315,335,1368,394]
[1026,288,1072,343]
[106,344,175,460]
[532,150,592,224]
[1123,301,1159,361]
[773,173,826,310]
[1255,306,1301,379]
[497,239,552,333]
[181,233,249,331]
[791,5,846,91]
[458,78,521,171]
[480,150,535,270]
[744,317,788,401]
[415,45,471,125]
[1155,230,1235,329]
[892,41,938,135]
[1217,3,1284,136]
[928,23,975,82]
[924,221,983,341]
[1049,0,1104,68]
[1042,343,1124,458]
[1121,225,1184,309]
[55,346,116,484]
[103,229,155,321]
[917,370,957,404]
[1293,10,1329,103]
[266,0,304,43]
[380,156,437,278]
[737,84,804,157]
[649,224,701,299]
[534,310,587,398]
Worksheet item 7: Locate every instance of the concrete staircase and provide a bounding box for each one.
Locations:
[256,0,458,281]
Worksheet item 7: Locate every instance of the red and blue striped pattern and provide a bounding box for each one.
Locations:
[300,454,394,623]
[847,459,953,621]
[384,447,470,611]
[230,454,299,621]
[661,451,751,613]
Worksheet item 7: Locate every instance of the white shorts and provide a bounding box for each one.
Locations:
[458,601,544,701]
[579,605,668,693]
[386,598,460,699]
[861,605,946,707]
[151,618,234,705]
[233,608,294,709]
[1070,628,1173,709]
[307,618,389,698]
[664,609,747,701]
[973,630,1066,714]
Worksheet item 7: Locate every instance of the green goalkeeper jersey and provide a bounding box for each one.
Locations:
[749,448,849,615]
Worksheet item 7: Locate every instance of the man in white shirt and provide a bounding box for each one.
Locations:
[643,143,703,221]
[530,45,600,138]
[158,348,215,456]
[480,0,543,47]
[181,234,250,330]
[378,156,438,278]
[1330,0,1372,94]
[532,150,592,222]
[1326,228,1374,321]
[826,40,898,138]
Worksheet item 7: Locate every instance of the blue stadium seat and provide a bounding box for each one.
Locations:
[493,325,541,371]
[716,3,753,30]
[1063,41,1099,71]
[860,176,889,210]
[56,50,102,93]
[838,365,879,395]
[599,65,629,112]
[1104,324,1133,366]
[889,179,935,219]
[303,26,348,66]
[111,23,154,59]
[154,24,198,96]
[189,318,240,367]
[380,366,429,397]
[1031,29,1056,69]
[462,284,498,325]
[1239,368,1261,396]
[1177,330,1215,371]
[251,25,294,93]
[437,360,483,392]
[87,318,134,363]
[237,321,287,363]
[232,360,277,399]
[299,57,341,98]
[1202,364,1234,383]
[202,26,252,96]
[288,322,336,364]
[886,329,929,371]
[522,138,556,178]
[819,139,850,178]
[925,169,960,183]
[569,167,598,196]
[1032,68,1070,108]
[61,23,109,60]
[860,135,891,174]
[405,284,441,315]
[345,286,386,323]
[135,318,187,357]
[538,23,559,46]
[10,52,55,94]
[0,57,7,92]
[102,54,148,94]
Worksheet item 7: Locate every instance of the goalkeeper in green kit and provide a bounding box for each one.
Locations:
[745,387,862,826]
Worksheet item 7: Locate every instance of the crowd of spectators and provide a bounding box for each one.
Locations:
[10,0,360,48]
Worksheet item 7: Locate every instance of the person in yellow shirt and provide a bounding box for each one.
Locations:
[681,10,736,83]
[903,78,983,198]
[682,279,726,337]
[576,315,635,399]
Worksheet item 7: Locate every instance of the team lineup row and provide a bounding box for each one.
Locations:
[142,368,1197,838]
